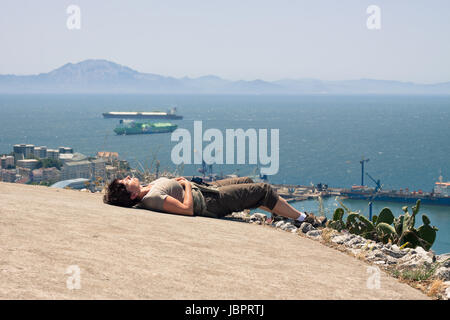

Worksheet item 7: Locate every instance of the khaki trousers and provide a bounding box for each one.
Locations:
[199,177,279,218]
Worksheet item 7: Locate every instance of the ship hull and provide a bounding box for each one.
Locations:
[114,122,177,135]
[114,127,177,135]
[341,191,450,206]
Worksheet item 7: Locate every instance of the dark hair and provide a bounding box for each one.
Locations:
[103,178,140,208]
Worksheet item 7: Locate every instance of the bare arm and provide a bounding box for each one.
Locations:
[161,179,194,216]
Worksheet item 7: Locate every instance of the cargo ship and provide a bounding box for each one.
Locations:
[103,107,183,120]
[340,181,450,206]
[114,120,178,135]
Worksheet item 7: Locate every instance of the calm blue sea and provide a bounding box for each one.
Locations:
[0,94,449,253]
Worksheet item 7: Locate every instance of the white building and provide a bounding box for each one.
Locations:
[60,158,106,181]
[34,146,48,159]
[16,159,39,170]
[47,149,60,160]
[0,155,14,169]
[61,160,92,180]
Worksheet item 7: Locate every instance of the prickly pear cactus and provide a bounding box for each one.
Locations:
[346,213,367,235]
[394,215,404,236]
[376,208,394,226]
[331,199,438,251]
[371,215,378,224]
[417,214,438,251]
[332,208,344,221]
[328,208,346,231]
[376,222,396,244]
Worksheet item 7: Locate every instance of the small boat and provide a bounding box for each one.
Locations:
[114,120,178,135]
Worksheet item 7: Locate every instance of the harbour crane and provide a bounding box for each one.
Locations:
[360,157,370,186]
[366,172,382,192]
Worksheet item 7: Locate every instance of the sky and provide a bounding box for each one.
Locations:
[0,0,449,83]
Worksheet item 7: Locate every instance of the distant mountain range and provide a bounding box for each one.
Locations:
[1,59,449,94]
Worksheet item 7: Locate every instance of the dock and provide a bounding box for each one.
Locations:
[272,184,342,203]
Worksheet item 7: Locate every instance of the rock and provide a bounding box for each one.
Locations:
[443,282,450,300]
[374,261,386,265]
[375,243,384,250]
[331,234,351,245]
[366,250,387,262]
[434,267,450,281]
[348,248,362,256]
[231,211,250,220]
[436,254,450,267]
[382,247,407,259]
[415,246,432,258]
[344,237,364,248]
[281,222,296,232]
[275,221,285,229]
[398,249,434,268]
[306,230,322,239]
[366,249,398,265]
[249,213,267,223]
[386,257,398,265]
[300,222,314,234]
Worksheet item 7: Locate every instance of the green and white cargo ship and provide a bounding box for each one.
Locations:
[114,120,177,135]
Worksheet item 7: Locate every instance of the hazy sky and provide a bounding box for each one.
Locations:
[1,0,449,83]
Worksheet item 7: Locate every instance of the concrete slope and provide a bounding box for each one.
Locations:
[0,182,428,299]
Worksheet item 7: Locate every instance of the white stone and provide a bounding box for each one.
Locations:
[231,211,249,220]
[434,267,450,281]
[306,230,322,239]
[348,248,362,256]
[275,221,285,228]
[283,224,297,232]
[250,213,267,222]
[366,250,387,262]
[415,246,428,256]
[382,247,407,259]
[332,235,351,245]
[300,222,314,234]
[344,237,364,248]
[281,222,294,231]
[436,253,450,267]
[398,250,433,268]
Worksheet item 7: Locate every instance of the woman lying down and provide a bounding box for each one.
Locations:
[103,176,327,227]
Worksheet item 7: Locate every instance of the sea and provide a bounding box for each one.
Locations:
[0,94,449,253]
